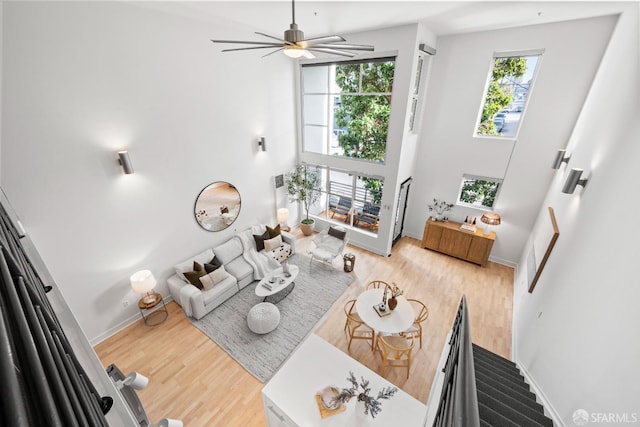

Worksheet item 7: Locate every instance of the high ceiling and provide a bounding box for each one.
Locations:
[142,1,631,38]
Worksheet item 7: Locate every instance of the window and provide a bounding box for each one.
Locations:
[301,57,396,163]
[476,50,543,138]
[457,174,502,210]
[309,165,383,235]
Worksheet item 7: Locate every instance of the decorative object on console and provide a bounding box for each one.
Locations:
[194,181,241,232]
[117,150,134,174]
[130,270,157,304]
[285,163,321,236]
[480,212,501,236]
[277,208,290,231]
[562,168,589,194]
[428,198,454,221]
[332,371,397,419]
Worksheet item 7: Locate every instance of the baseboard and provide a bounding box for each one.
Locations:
[90,295,174,346]
[517,359,565,427]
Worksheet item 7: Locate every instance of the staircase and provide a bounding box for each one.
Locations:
[473,344,553,427]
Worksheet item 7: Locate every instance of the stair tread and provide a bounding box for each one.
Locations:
[473,343,517,366]
[479,402,522,427]
[474,357,528,387]
[473,347,521,374]
[473,353,523,379]
[478,389,551,427]
[475,368,537,402]
[476,377,549,424]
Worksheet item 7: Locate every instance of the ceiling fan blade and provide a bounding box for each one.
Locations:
[310,43,375,51]
[221,45,284,52]
[306,47,355,58]
[211,39,284,46]
[301,35,345,45]
[262,48,285,58]
[255,32,295,46]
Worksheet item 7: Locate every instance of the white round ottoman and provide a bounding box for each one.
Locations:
[247,302,280,334]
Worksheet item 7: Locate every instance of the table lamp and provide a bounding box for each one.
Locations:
[480,213,501,236]
[277,208,290,231]
[130,270,157,304]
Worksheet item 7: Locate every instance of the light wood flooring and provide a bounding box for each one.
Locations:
[94,229,514,426]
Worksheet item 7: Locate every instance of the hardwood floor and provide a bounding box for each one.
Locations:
[94,229,514,426]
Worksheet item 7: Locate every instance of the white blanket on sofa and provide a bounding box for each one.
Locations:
[237,228,279,280]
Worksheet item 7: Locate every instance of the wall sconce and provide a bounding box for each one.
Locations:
[117,151,134,174]
[480,212,501,236]
[258,136,266,152]
[551,149,571,169]
[562,168,589,194]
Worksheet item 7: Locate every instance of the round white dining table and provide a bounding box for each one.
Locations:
[355,288,415,334]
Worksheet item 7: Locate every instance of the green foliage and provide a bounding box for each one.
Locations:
[477,57,527,135]
[334,62,394,162]
[428,198,454,215]
[363,178,383,205]
[285,164,321,222]
[459,179,500,208]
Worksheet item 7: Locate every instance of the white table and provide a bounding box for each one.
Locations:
[355,289,415,334]
[255,264,299,303]
[262,333,427,426]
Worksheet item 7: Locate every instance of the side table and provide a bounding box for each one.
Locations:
[343,253,355,272]
[137,292,168,326]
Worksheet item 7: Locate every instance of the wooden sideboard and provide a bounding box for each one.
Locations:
[422,218,496,266]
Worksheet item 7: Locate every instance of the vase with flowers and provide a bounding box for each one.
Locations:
[388,283,403,311]
[428,198,454,221]
[332,371,397,419]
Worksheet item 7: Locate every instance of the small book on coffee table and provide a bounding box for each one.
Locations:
[373,304,392,317]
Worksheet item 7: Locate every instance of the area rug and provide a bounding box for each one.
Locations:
[189,253,353,382]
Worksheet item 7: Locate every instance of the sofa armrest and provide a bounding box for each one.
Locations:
[281,230,296,254]
[167,274,205,319]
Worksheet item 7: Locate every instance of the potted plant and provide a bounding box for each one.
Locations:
[285,163,321,236]
[428,198,454,221]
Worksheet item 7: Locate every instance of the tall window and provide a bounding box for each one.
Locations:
[476,50,543,138]
[301,57,396,163]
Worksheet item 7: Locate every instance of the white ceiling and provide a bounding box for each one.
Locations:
[141,1,632,39]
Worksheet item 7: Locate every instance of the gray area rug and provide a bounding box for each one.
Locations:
[189,253,353,382]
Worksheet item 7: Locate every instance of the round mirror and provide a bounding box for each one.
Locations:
[194,182,241,231]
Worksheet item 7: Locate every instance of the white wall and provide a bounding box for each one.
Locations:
[1,2,297,343]
[405,15,617,265]
[513,4,640,425]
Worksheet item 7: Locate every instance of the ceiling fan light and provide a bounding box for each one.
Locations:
[283,46,305,58]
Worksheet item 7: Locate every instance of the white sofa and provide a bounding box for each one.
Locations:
[167,226,295,320]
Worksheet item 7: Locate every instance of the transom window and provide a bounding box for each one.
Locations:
[301,57,396,163]
[476,50,543,138]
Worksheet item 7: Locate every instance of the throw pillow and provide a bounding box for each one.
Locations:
[263,235,283,252]
[253,229,270,251]
[183,261,206,290]
[328,226,347,241]
[204,255,222,273]
[266,224,281,239]
[200,265,228,290]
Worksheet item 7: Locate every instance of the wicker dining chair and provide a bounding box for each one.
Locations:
[366,280,391,291]
[376,334,415,378]
[401,299,430,349]
[344,300,374,351]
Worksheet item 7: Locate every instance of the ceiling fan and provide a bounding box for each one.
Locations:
[211,0,374,59]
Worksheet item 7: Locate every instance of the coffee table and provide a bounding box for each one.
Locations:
[255,264,299,304]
